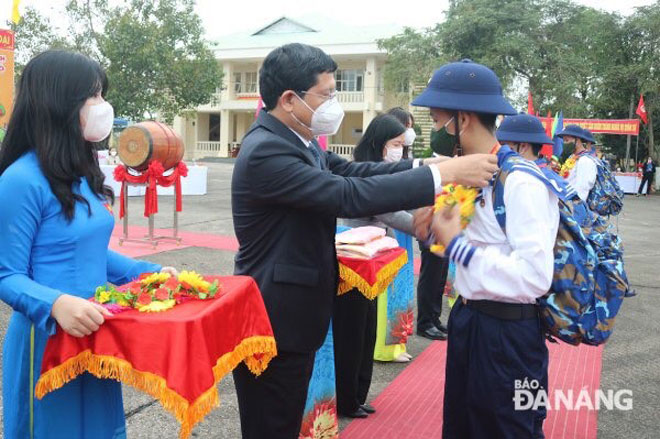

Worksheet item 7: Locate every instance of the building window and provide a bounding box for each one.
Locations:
[234,72,258,94]
[244,72,258,93]
[335,69,364,92]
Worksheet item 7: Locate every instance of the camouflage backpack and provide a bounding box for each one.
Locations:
[584,154,624,217]
[493,146,629,345]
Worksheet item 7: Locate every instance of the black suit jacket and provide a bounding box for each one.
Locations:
[231,111,435,353]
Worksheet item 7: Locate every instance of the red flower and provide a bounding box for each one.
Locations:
[155,288,169,301]
[118,280,140,293]
[137,292,152,305]
[180,281,193,291]
[391,310,414,344]
[163,277,179,291]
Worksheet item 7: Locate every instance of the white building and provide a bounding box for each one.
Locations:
[174,15,428,160]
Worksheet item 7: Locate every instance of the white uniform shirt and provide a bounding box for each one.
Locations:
[567,155,597,202]
[444,171,560,304]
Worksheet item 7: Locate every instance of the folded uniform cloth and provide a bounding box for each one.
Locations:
[335,226,386,245]
[336,236,399,260]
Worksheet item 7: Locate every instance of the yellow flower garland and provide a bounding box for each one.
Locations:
[560,155,577,178]
[429,184,479,254]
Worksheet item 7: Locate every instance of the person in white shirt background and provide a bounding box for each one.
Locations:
[412,59,557,439]
[556,124,598,202]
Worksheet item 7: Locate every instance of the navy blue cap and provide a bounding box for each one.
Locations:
[580,127,596,143]
[556,124,593,143]
[411,59,517,115]
[496,113,553,145]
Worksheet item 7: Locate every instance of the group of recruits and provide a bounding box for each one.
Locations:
[413,60,607,438]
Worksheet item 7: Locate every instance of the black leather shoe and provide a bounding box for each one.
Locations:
[417,326,447,340]
[343,407,369,418]
[360,404,376,414]
[435,322,448,334]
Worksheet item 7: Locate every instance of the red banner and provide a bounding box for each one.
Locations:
[0,29,15,129]
[540,118,639,136]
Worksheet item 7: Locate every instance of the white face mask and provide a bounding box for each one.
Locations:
[403,127,416,146]
[81,101,114,142]
[294,95,345,136]
[384,146,404,163]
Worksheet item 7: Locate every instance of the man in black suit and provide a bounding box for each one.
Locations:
[231,43,499,439]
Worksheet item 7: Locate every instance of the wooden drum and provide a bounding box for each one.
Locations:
[118,121,184,171]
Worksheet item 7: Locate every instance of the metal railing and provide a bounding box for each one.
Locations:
[328,144,355,159]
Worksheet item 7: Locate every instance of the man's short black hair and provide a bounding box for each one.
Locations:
[510,142,545,157]
[474,112,498,132]
[259,43,338,111]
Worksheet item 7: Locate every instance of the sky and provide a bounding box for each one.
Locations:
[0,0,657,41]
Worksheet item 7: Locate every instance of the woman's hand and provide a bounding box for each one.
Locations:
[413,207,434,241]
[160,266,179,277]
[51,294,112,338]
[431,204,462,250]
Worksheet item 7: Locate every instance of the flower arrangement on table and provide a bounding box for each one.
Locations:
[560,155,577,178]
[429,184,479,254]
[93,271,221,313]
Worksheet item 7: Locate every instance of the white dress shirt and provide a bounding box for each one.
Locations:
[567,155,597,202]
[442,171,559,304]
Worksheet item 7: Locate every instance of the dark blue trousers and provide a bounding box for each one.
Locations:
[443,300,548,439]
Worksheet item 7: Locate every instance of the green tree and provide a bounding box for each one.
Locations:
[9,1,221,124]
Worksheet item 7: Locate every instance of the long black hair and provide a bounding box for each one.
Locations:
[0,50,113,221]
[387,107,415,159]
[353,114,406,163]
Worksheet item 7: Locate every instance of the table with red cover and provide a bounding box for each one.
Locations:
[337,247,408,300]
[35,276,277,439]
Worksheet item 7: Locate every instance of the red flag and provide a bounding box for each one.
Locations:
[636,95,648,124]
[255,96,264,119]
[527,91,535,115]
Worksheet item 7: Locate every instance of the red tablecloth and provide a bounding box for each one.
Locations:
[35,276,276,439]
[337,247,408,300]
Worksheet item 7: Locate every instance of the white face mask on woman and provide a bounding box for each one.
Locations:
[81,101,114,142]
[383,146,404,163]
[403,127,416,146]
[294,94,345,137]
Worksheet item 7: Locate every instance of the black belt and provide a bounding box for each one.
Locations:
[462,298,538,321]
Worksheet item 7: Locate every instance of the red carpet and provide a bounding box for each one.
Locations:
[341,341,602,439]
[109,225,238,257]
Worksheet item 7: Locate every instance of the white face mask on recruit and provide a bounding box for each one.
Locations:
[404,127,416,146]
[81,101,115,142]
[384,146,404,163]
[294,94,345,136]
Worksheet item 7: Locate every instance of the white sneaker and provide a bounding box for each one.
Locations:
[393,354,411,363]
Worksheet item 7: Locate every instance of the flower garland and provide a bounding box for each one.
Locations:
[559,156,577,178]
[429,184,479,254]
[93,271,221,313]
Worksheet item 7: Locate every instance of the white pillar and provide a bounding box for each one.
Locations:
[363,57,377,131]
[220,109,231,157]
[221,62,235,102]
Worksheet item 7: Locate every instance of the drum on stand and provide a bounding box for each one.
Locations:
[118,121,184,171]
